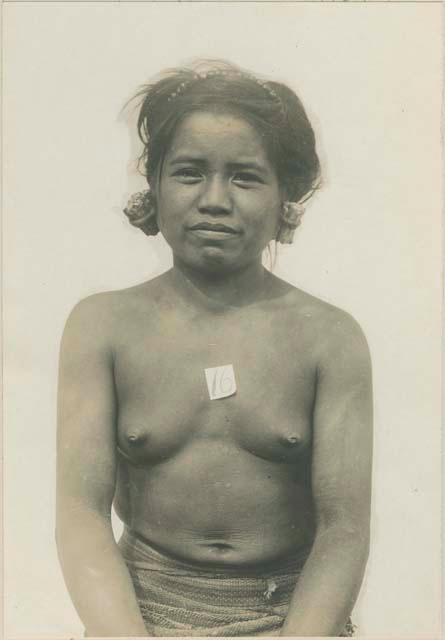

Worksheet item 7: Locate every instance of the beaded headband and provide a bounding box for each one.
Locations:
[166,69,282,109]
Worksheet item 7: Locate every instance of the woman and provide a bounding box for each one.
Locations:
[56,60,373,637]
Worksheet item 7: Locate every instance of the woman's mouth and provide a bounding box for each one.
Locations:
[188,222,240,239]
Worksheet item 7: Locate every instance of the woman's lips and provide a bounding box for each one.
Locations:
[188,223,240,239]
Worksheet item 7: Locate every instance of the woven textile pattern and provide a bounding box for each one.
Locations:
[118,528,354,637]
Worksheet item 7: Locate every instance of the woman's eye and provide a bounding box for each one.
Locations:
[233,172,262,185]
[173,168,202,181]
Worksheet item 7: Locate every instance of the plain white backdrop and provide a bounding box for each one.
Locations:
[3,2,442,637]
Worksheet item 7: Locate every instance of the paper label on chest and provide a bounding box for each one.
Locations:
[204,364,237,400]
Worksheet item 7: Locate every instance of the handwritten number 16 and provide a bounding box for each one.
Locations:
[211,367,235,397]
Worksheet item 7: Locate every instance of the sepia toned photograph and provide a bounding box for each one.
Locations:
[3,2,442,638]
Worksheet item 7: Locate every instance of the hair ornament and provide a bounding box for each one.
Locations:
[255,79,280,103]
[276,201,305,244]
[167,80,190,103]
[165,68,282,109]
[123,188,159,236]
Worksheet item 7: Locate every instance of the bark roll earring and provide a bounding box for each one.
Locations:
[276,202,305,244]
[123,188,159,237]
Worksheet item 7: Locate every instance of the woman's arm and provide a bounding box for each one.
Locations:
[56,296,148,637]
[280,311,373,637]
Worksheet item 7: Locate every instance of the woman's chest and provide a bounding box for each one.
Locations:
[113,317,316,465]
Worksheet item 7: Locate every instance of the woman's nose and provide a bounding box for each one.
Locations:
[198,176,232,215]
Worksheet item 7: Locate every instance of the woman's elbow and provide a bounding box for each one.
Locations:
[316,517,371,560]
[55,504,110,554]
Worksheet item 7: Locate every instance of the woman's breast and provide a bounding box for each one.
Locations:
[117,408,311,468]
[116,360,314,467]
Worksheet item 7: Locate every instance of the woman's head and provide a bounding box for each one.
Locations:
[123,60,320,270]
[134,60,320,204]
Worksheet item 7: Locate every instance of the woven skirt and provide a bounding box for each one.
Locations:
[118,528,355,637]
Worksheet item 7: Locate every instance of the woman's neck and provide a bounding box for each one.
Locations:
[168,259,272,313]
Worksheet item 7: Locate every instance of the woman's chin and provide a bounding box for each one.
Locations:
[182,246,246,273]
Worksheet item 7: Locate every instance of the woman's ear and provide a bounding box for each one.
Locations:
[123,188,160,237]
[276,201,305,244]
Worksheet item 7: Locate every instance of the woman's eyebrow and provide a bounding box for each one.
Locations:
[169,155,207,166]
[227,161,268,174]
[168,157,268,173]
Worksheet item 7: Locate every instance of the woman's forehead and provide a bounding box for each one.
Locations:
[166,111,270,165]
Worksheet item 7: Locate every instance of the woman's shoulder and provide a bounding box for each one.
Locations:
[272,276,370,358]
[63,276,167,343]
[71,273,168,312]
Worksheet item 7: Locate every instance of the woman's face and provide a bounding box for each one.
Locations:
[156,110,284,274]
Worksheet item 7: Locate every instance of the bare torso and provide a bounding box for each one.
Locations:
[111,270,327,568]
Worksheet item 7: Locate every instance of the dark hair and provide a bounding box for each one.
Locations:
[133,59,320,203]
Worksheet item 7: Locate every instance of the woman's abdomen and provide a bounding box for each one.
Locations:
[114,439,314,567]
